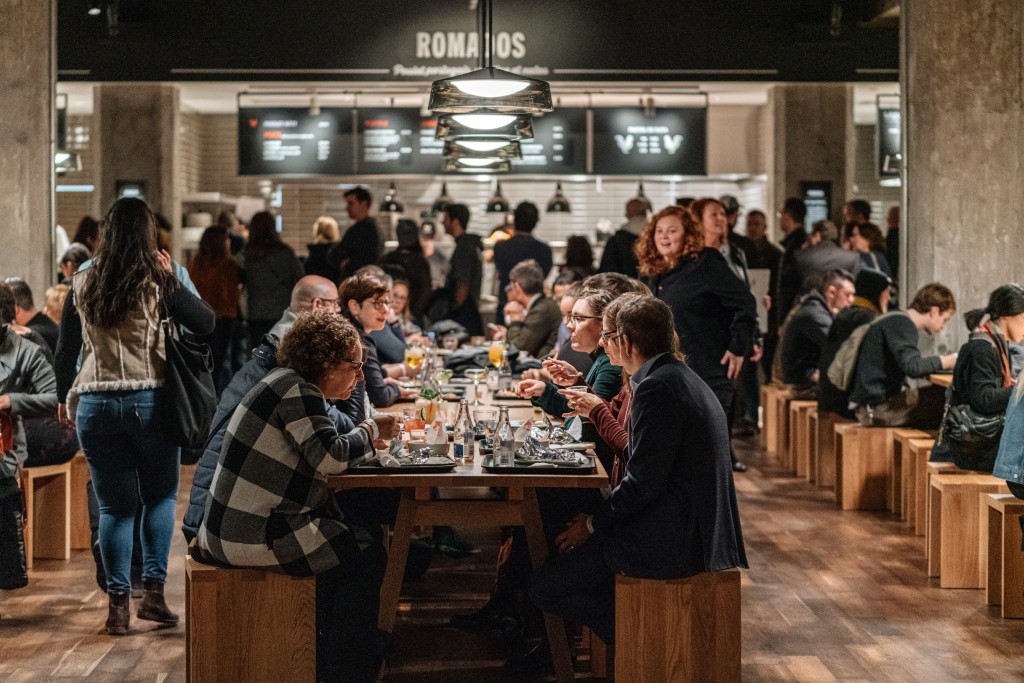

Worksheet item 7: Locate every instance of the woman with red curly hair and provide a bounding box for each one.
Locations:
[635,205,757,471]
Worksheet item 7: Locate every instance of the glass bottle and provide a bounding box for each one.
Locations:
[495,405,515,467]
[453,399,475,464]
[498,349,513,392]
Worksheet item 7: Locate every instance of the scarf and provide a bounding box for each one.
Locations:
[978,316,1015,388]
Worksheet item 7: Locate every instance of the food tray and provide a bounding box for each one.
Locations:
[347,457,456,474]
[480,453,596,475]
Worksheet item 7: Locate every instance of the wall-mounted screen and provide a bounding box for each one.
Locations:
[592,107,706,175]
[509,108,586,175]
[238,107,354,176]
[357,108,444,174]
[878,107,901,178]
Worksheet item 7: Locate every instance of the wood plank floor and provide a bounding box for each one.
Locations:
[3,434,1024,681]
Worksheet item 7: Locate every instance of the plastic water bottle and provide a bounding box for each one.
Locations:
[495,405,515,467]
[453,399,474,464]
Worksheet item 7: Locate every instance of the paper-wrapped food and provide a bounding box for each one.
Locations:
[514,436,589,466]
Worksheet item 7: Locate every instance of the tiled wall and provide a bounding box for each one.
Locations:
[55,114,98,235]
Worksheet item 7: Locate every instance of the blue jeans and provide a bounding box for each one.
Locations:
[76,389,180,595]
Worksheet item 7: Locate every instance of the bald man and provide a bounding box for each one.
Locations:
[598,199,648,277]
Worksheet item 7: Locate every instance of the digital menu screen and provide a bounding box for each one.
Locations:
[238,107,355,176]
[878,108,901,178]
[591,107,706,175]
[357,108,444,174]
[510,108,586,175]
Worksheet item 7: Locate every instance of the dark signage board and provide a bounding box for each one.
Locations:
[56,106,67,150]
[799,181,832,230]
[238,107,354,176]
[592,108,707,176]
[357,108,444,174]
[509,108,586,175]
[878,107,901,178]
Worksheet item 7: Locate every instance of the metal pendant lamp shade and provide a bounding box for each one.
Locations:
[431,183,454,213]
[546,181,571,213]
[429,66,553,114]
[443,158,512,173]
[443,139,522,160]
[486,181,510,212]
[434,111,534,140]
[379,182,404,213]
[632,182,653,212]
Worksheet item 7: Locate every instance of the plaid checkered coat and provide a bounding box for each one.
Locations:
[194,367,372,575]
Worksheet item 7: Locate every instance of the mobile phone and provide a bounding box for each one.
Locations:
[487,322,500,331]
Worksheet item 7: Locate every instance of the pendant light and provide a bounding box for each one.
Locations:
[486,181,510,213]
[444,158,512,173]
[546,181,571,213]
[428,0,552,115]
[435,112,534,141]
[431,183,454,213]
[379,182,404,213]
[631,181,653,212]
[443,139,522,160]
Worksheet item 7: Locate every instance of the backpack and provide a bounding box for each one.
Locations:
[827,311,905,391]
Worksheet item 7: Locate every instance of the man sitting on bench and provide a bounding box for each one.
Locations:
[528,294,747,644]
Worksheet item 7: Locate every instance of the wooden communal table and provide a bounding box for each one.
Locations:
[333,393,605,683]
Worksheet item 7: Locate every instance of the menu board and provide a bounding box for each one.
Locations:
[591,107,706,175]
[238,107,354,176]
[878,108,901,178]
[510,108,586,175]
[800,181,832,230]
[357,108,444,174]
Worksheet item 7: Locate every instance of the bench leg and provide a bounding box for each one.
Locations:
[987,507,1002,607]
[1003,511,1024,618]
[928,483,942,578]
[70,454,91,550]
[28,470,72,564]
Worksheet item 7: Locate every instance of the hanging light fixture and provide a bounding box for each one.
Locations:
[429,0,552,115]
[379,182,404,213]
[486,181,510,212]
[435,112,534,140]
[546,181,571,213]
[431,182,454,213]
[443,139,522,160]
[55,151,82,175]
[444,158,512,173]
[631,181,653,212]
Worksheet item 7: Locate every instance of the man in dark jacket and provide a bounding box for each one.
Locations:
[430,204,484,336]
[597,199,646,278]
[491,260,561,358]
[331,187,383,282]
[529,295,746,644]
[849,283,958,428]
[780,269,854,396]
[776,197,808,327]
[720,194,756,266]
[380,219,433,320]
[793,220,861,285]
[493,201,553,312]
[182,276,355,543]
[4,278,59,354]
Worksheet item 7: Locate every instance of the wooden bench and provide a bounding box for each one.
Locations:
[908,440,938,535]
[887,430,932,521]
[927,474,1007,588]
[788,400,817,479]
[70,452,91,550]
[921,460,973,543]
[185,555,316,683]
[615,570,740,682]
[813,411,849,490]
[20,462,72,571]
[834,424,897,511]
[984,493,1024,618]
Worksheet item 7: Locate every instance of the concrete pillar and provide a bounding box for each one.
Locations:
[771,84,851,231]
[902,0,1024,343]
[0,1,56,297]
[95,84,182,261]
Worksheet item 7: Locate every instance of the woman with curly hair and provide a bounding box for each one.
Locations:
[635,205,757,471]
[194,308,398,682]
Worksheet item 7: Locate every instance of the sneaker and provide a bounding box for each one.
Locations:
[433,530,481,558]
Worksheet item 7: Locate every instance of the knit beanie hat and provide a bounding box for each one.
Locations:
[855,267,891,308]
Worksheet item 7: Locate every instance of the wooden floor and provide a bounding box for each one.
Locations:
[3,435,1024,681]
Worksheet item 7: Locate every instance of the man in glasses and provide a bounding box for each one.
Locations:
[490,259,561,358]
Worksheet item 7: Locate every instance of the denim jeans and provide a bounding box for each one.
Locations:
[76,389,180,595]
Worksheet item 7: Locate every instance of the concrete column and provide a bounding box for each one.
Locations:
[95,84,182,260]
[0,1,55,297]
[771,84,852,231]
[902,0,1024,342]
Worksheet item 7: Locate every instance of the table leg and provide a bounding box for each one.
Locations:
[378,488,418,633]
[520,488,575,683]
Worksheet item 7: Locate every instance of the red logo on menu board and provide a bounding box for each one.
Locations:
[249,119,259,128]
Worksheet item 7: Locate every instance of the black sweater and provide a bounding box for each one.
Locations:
[780,290,834,386]
[817,304,878,416]
[848,313,943,407]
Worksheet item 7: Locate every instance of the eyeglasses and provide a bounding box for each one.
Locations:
[600,329,622,341]
[366,298,392,311]
[568,314,602,325]
[315,296,341,310]
[341,348,369,372]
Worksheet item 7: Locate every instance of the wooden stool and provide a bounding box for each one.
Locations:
[814,411,848,490]
[185,555,316,683]
[927,474,1007,587]
[20,462,72,571]
[805,408,819,484]
[70,452,91,550]
[887,430,931,520]
[773,389,794,470]
[788,400,817,479]
[581,627,610,678]
[908,440,936,535]
[615,570,740,683]
[984,493,1024,618]
[834,424,896,510]
[761,385,781,455]
[922,460,971,541]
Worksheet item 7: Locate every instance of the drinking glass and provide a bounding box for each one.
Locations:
[405,344,425,373]
[402,406,424,432]
[465,367,487,406]
[473,409,497,446]
[489,340,506,368]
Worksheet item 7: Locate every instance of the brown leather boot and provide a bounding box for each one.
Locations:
[136,578,179,624]
[106,592,130,635]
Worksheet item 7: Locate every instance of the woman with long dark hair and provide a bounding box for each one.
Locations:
[240,211,303,350]
[55,197,215,636]
[189,225,240,393]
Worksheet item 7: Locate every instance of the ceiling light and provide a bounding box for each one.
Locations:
[631,182,653,212]
[458,158,505,167]
[443,139,522,160]
[486,181,510,213]
[444,158,511,173]
[378,182,404,213]
[546,181,571,213]
[435,112,534,140]
[55,151,82,175]
[87,1,102,16]
[431,183,454,213]
[454,139,513,152]
[452,111,517,130]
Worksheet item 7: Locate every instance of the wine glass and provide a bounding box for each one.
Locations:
[465,367,487,406]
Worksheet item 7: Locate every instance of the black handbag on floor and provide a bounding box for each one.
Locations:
[159,302,217,450]
[0,489,28,590]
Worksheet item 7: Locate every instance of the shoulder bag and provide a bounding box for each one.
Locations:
[159,293,217,450]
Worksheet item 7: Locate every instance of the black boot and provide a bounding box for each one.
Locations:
[105,592,130,635]
[136,578,179,624]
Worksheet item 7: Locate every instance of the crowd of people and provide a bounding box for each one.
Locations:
[4,185,1024,682]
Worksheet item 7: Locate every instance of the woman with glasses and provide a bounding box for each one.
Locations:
[340,274,416,412]
[194,308,398,682]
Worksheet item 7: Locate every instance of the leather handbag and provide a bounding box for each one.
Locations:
[159,302,217,450]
